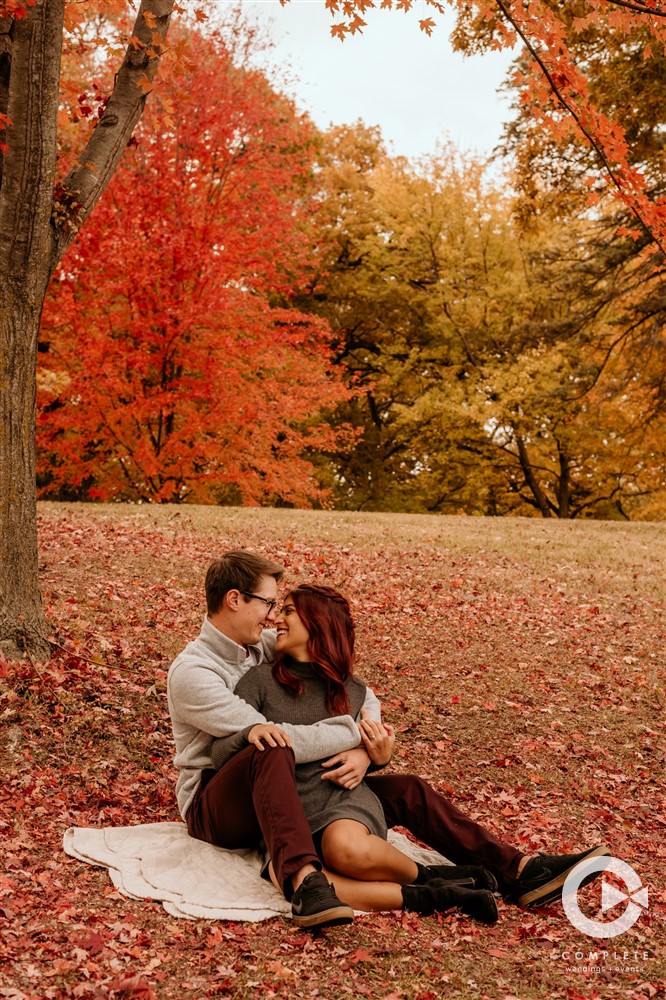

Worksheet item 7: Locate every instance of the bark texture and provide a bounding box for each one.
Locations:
[0,1,64,659]
[0,1,174,659]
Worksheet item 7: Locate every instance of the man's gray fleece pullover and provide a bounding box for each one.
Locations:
[167,617,381,818]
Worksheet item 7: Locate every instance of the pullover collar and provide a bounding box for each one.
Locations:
[201,616,263,668]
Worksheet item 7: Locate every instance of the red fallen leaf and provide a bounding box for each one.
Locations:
[451,696,460,704]
[349,948,374,964]
[266,960,296,980]
[76,930,105,955]
[106,976,157,999]
[517,922,540,938]
[369,913,399,931]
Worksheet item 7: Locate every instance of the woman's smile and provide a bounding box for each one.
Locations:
[275,600,310,660]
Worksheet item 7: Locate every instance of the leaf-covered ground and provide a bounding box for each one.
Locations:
[2,503,664,1000]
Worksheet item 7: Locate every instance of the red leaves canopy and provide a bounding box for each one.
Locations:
[37,30,352,506]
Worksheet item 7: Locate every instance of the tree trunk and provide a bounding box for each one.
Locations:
[0,2,64,659]
[515,434,554,518]
[556,443,571,519]
[0,1,174,659]
[0,283,53,659]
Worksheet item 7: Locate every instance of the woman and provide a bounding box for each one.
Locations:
[212,584,499,924]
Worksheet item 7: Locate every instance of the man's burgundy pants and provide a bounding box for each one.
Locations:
[185,745,523,897]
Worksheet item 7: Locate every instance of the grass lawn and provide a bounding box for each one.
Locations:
[1,502,664,999]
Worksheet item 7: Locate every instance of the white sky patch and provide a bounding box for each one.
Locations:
[234,0,516,161]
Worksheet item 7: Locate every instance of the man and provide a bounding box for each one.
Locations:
[167,550,608,928]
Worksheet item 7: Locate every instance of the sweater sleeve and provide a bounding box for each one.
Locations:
[210,667,366,768]
[351,678,388,772]
[360,684,382,722]
[210,716,364,769]
[283,716,363,763]
[168,659,267,738]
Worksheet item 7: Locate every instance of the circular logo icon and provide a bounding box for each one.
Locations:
[562,857,648,939]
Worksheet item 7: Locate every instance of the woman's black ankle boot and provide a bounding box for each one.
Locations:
[413,863,497,891]
[402,880,499,924]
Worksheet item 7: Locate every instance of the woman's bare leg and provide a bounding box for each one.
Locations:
[267,859,402,911]
[321,819,419,883]
[266,857,498,922]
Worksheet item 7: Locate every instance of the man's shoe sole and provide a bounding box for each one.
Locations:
[519,845,611,907]
[292,904,354,928]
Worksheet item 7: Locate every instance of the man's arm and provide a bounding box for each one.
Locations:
[168,660,268,737]
[360,685,381,722]
[275,683,382,763]
[320,689,385,789]
[172,660,380,765]
[278,716,360,763]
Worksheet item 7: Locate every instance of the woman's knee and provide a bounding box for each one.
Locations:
[322,822,371,871]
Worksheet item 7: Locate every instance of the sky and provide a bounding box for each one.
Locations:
[234,0,516,163]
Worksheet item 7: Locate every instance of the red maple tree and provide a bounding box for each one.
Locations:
[37,28,352,505]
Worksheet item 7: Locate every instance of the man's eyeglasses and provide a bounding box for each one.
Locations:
[240,591,277,615]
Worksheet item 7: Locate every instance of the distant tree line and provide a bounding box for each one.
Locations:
[37,15,665,519]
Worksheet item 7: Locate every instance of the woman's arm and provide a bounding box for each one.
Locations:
[211,667,367,769]
[320,681,387,788]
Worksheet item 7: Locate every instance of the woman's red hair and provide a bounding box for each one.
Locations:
[272,584,356,715]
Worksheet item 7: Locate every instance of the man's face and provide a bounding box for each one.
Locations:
[233,574,279,646]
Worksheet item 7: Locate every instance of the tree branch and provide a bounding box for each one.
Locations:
[494,0,666,257]
[604,0,666,16]
[54,0,174,264]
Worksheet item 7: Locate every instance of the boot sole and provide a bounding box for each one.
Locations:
[291,905,354,928]
[518,846,611,907]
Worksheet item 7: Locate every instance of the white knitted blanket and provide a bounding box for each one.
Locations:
[63,823,449,921]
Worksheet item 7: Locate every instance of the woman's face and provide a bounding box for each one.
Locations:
[274,596,310,661]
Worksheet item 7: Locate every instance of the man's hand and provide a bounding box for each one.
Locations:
[320,746,371,789]
[248,723,292,751]
[359,717,395,766]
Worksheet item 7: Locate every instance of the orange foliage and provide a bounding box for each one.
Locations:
[0,0,35,16]
[308,0,666,252]
[37,29,352,506]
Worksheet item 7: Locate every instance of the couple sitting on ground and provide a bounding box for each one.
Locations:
[167,550,609,928]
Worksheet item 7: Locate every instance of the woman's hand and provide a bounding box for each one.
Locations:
[248,723,292,751]
[320,747,371,789]
[359,717,395,766]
